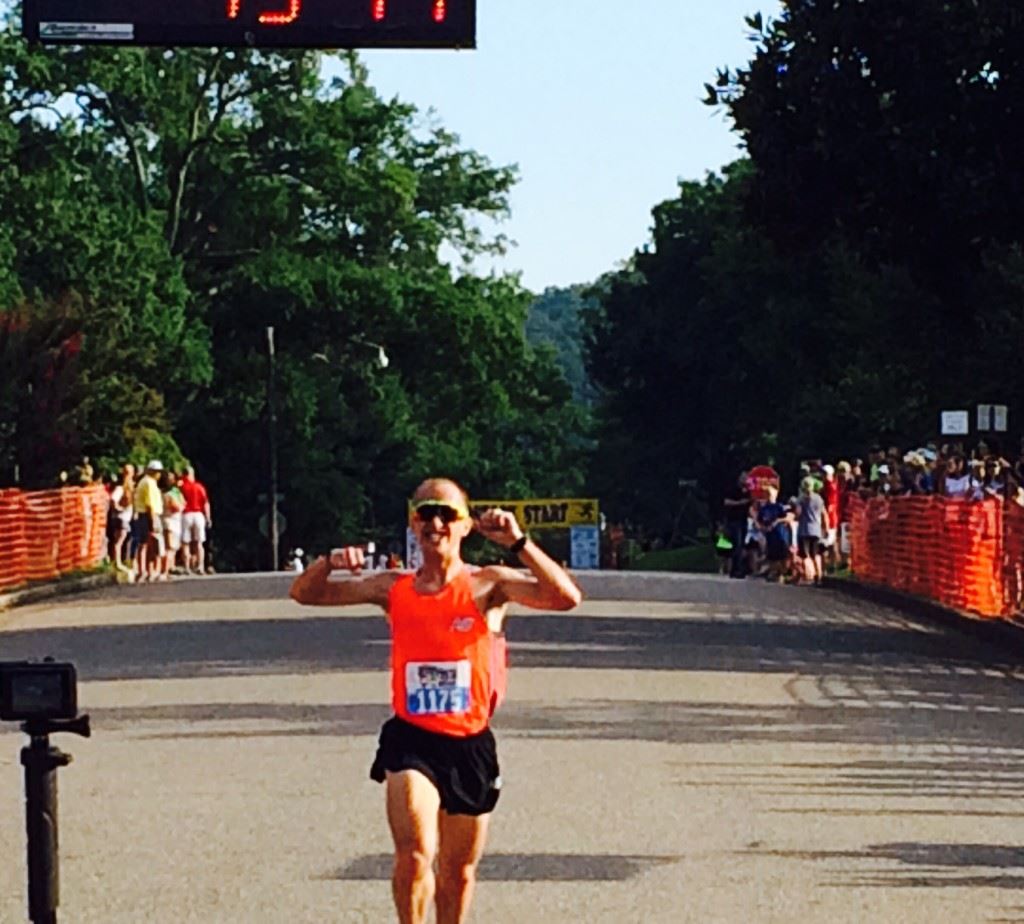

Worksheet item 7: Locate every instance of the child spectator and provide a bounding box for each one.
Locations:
[757,485,790,583]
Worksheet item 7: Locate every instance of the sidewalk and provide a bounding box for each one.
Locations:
[0,569,117,614]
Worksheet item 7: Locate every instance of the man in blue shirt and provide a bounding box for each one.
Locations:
[757,484,791,582]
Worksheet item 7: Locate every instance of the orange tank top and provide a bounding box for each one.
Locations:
[388,569,506,737]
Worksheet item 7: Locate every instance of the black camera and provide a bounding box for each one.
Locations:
[0,660,78,722]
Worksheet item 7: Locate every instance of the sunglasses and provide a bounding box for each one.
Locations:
[411,501,468,524]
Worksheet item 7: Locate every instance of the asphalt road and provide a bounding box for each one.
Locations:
[3,574,1024,923]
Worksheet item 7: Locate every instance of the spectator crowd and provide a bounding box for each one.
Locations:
[101,459,213,582]
[719,439,1024,586]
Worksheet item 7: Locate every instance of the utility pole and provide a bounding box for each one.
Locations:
[266,326,279,572]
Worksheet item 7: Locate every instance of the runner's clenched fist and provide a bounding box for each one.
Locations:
[329,546,367,573]
[474,508,524,548]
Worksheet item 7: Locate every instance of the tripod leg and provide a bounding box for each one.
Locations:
[22,739,65,924]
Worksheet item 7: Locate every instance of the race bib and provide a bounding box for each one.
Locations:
[405,660,471,715]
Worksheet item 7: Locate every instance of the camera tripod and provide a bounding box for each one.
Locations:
[19,715,90,924]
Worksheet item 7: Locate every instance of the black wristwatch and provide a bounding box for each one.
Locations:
[508,535,528,555]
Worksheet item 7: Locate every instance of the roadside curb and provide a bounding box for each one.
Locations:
[0,571,118,613]
[824,576,1024,658]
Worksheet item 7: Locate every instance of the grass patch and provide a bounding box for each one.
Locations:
[633,544,719,573]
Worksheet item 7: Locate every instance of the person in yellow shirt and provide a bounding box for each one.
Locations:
[133,460,165,582]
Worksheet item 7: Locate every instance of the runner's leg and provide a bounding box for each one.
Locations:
[435,810,490,924]
[387,770,441,924]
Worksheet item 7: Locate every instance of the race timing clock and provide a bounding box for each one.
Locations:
[22,0,475,49]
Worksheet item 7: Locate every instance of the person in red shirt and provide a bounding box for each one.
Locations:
[179,466,212,575]
[289,477,581,924]
[820,464,840,569]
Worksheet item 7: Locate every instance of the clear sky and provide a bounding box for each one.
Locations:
[339,1,783,293]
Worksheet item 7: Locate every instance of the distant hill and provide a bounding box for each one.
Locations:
[525,285,597,405]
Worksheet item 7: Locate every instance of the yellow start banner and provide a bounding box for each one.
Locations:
[469,498,600,530]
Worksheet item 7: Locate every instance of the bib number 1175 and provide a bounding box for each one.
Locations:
[409,687,468,715]
[405,660,471,715]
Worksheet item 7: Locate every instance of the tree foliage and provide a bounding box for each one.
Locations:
[0,22,585,565]
[526,286,598,406]
[587,0,1024,539]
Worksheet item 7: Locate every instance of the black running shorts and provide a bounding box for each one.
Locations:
[370,716,501,817]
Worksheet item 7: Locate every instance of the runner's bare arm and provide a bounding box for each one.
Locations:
[289,550,398,608]
[475,508,582,611]
[481,563,582,611]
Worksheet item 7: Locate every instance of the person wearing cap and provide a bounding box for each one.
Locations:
[834,462,855,567]
[289,477,582,924]
[132,460,165,582]
[797,476,829,584]
[901,452,931,495]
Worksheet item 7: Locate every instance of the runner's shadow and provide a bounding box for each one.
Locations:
[327,852,678,882]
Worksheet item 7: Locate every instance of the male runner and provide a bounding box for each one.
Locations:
[289,478,582,924]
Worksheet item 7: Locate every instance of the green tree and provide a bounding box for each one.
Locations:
[1,24,585,565]
[0,23,209,478]
[583,162,941,537]
[708,2,1024,421]
[526,285,598,405]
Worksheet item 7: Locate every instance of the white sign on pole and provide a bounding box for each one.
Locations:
[940,410,969,436]
[405,527,422,571]
[570,525,600,570]
[994,405,1009,433]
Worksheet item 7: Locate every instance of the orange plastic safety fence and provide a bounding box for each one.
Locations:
[848,495,1008,618]
[1002,503,1024,616]
[0,484,108,592]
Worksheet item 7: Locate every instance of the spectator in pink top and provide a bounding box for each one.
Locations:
[180,466,212,575]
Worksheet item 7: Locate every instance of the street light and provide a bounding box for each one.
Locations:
[267,327,279,571]
[266,330,390,571]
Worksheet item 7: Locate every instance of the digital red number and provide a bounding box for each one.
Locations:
[259,0,301,24]
[226,0,446,28]
[226,0,302,24]
[370,1,446,24]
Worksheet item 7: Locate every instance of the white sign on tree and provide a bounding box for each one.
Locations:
[940,410,970,436]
